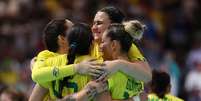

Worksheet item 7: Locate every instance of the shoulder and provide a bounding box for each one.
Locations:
[166,94,184,101]
[46,54,67,65]
[128,43,145,61]
[148,93,158,98]
[37,50,57,59]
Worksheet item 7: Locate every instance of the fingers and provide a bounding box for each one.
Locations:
[96,71,108,82]
[88,67,106,78]
[89,72,101,78]
[87,81,108,94]
[101,82,108,92]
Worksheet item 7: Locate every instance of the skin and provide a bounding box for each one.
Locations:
[30,9,151,101]
[91,10,152,101]
[97,31,134,101]
[91,11,152,82]
[29,20,105,101]
[92,11,111,44]
[100,31,129,61]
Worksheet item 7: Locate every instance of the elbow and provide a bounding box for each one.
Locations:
[141,62,152,83]
[143,71,152,83]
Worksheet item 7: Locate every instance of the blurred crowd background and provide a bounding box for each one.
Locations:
[0,0,200,100]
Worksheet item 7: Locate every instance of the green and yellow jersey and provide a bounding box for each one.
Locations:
[66,55,95,94]
[32,42,102,84]
[31,50,64,100]
[93,42,145,99]
[46,55,96,99]
[128,43,145,61]
[32,42,144,84]
[148,93,184,101]
[31,42,145,100]
[91,42,145,61]
[32,52,75,84]
[108,71,143,99]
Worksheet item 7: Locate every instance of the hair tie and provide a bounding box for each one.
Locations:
[124,21,146,40]
[70,42,77,48]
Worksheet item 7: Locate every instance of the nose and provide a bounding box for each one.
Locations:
[92,24,98,32]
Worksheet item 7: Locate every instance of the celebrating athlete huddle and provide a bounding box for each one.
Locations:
[29,6,182,101]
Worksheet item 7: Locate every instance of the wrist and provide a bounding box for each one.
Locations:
[74,64,79,73]
[66,94,77,101]
[84,85,97,99]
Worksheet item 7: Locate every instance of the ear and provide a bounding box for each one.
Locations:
[58,35,66,44]
[57,35,64,47]
[58,35,65,41]
[111,40,118,51]
[166,84,171,93]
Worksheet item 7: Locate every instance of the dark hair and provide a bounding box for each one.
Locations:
[106,23,133,53]
[54,23,94,98]
[66,23,94,64]
[99,6,125,23]
[43,19,68,52]
[151,70,170,98]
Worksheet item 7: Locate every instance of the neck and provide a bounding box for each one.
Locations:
[57,48,66,54]
[95,39,101,45]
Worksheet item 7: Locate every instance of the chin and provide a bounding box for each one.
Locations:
[103,55,113,61]
[94,37,101,42]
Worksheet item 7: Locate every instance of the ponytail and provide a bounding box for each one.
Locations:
[67,42,77,64]
[52,23,93,98]
[52,42,78,98]
[123,20,146,40]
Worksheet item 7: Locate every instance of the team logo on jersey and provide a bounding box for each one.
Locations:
[53,67,59,77]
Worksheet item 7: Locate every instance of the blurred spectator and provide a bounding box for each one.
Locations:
[185,54,201,101]
[186,33,201,70]
[160,51,181,96]
[0,86,27,101]
[148,70,183,101]
[0,0,200,100]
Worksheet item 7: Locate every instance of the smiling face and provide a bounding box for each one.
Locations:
[99,31,114,60]
[91,11,111,43]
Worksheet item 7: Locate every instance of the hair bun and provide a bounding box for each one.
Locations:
[123,20,146,40]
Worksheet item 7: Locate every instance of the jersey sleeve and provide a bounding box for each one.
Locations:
[32,55,76,84]
[128,43,145,61]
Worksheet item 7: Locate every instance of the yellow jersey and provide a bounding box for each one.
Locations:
[31,50,64,100]
[93,42,145,99]
[32,42,145,100]
[47,55,96,99]
[108,71,143,99]
[148,93,184,101]
[65,55,95,94]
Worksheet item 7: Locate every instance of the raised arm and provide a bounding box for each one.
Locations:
[32,55,103,84]
[105,59,152,83]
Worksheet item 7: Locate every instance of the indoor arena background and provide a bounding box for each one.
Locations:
[0,0,200,101]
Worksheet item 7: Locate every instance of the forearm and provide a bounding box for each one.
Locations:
[32,64,76,83]
[95,92,111,101]
[116,59,152,83]
[58,87,91,101]
[29,84,48,101]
